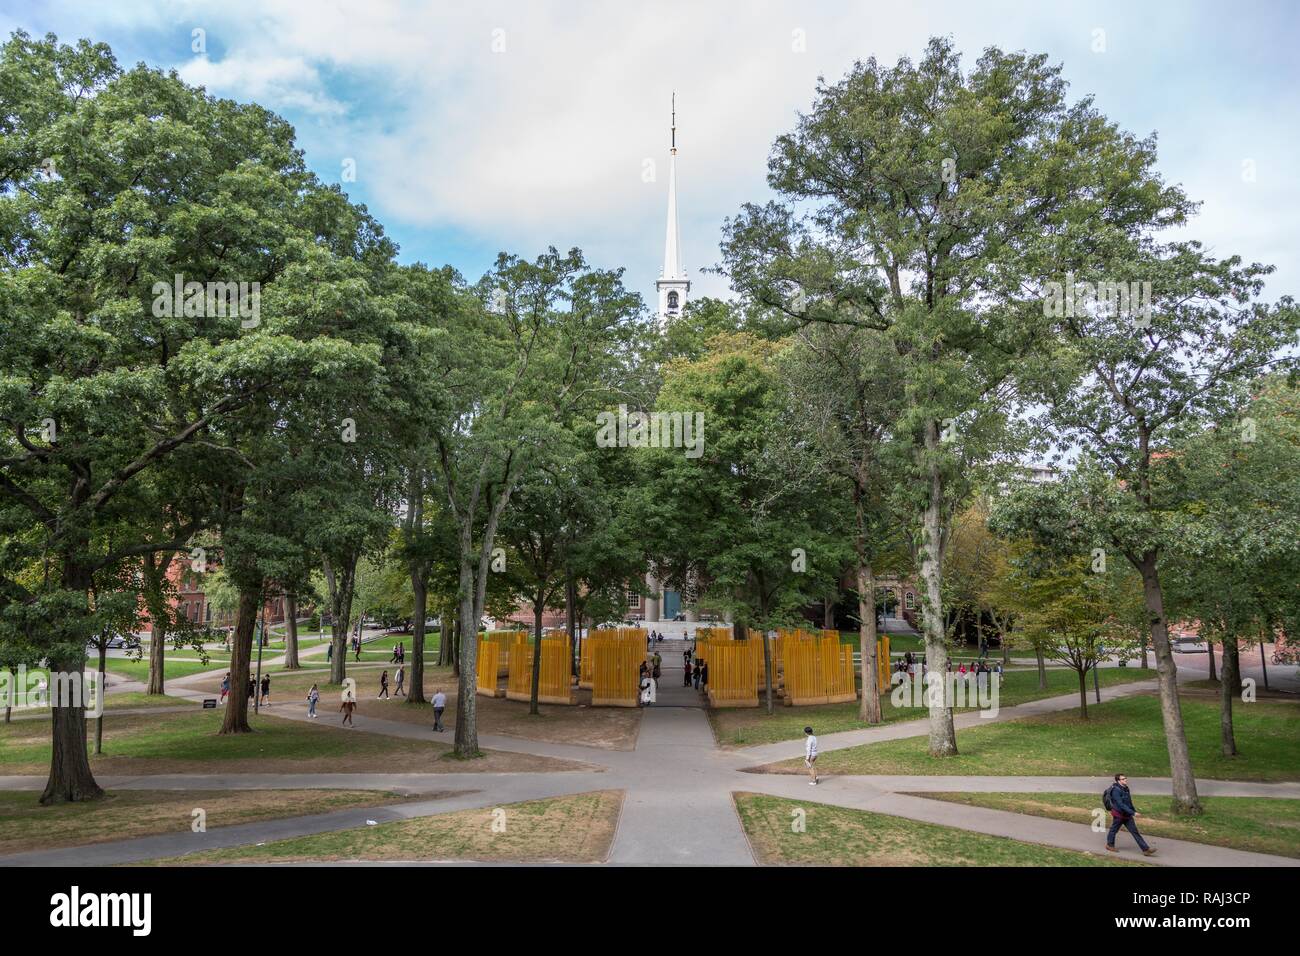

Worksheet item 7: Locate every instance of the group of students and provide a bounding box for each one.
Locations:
[894,652,1004,681]
[389,642,406,665]
[218,671,271,706]
[326,681,448,731]
[684,649,709,690]
[375,665,406,699]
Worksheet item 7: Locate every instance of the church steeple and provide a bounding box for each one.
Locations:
[656,92,690,327]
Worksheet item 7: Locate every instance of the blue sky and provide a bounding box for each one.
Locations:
[6,0,1298,310]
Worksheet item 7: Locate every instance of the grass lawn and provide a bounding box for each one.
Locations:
[188,665,643,750]
[134,645,233,663]
[733,792,1136,866]
[146,790,623,865]
[358,632,442,656]
[0,706,592,775]
[760,693,1300,782]
[99,691,200,710]
[5,690,197,719]
[711,666,1156,748]
[99,658,224,682]
[0,789,424,855]
[908,792,1300,859]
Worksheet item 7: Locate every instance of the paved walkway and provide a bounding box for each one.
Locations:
[2,652,1296,868]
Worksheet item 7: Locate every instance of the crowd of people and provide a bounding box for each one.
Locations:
[893,651,1004,686]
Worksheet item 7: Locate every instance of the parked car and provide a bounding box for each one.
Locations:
[101,632,140,649]
[1172,636,1208,653]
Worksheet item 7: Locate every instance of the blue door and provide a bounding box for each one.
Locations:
[663,590,681,620]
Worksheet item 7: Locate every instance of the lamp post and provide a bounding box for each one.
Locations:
[253,598,266,715]
[1093,644,1103,703]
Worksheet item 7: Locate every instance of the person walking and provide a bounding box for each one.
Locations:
[700,661,709,692]
[394,664,406,697]
[326,641,333,662]
[378,670,390,700]
[683,657,694,687]
[306,683,319,718]
[354,635,362,661]
[1105,773,1157,856]
[219,672,230,705]
[259,674,271,706]
[340,696,356,727]
[247,676,255,702]
[692,659,702,690]
[431,688,447,731]
[804,726,819,785]
[639,673,653,706]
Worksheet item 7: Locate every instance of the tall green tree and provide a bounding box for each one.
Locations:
[435,249,640,756]
[721,39,1121,755]
[773,324,906,722]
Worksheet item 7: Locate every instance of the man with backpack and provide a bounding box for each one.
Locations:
[1103,773,1157,856]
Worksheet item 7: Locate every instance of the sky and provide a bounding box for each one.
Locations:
[6,0,1299,311]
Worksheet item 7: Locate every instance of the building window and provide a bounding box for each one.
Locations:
[667,291,679,310]
[627,591,640,609]
[905,591,915,610]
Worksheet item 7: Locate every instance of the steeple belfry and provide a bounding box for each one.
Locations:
[656,92,690,327]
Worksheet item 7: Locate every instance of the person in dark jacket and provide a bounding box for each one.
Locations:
[1106,773,1157,856]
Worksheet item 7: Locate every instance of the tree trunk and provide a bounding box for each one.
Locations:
[408,572,427,703]
[283,594,300,670]
[1140,636,1150,670]
[857,562,882,724]
[1137,554,1201,814]
[324,555,357,686]
[760,629,774,716]
[451,612,461,676]
[529,597,544,716]
[1220,634,1238,757]
[823,594,836,629]
[1035,646,1048,690]
[918,431,957,756]
[755,587,774,715]
[41,560,103,805]
[144,552,168,695]
[567,576,579,677]
[94,643,106,754]
[1077,668,1089,719]
[1225,635,1242,697]
[1206,638,1217,683]
[147,617,167,695]
[453,558,479,755]
[437,600,452,667]
[219,584,260,734]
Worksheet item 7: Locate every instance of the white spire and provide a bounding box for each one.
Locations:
[656,92,689,327]
[662,92,682,280]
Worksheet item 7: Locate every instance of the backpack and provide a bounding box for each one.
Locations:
[1102,785,1114,812]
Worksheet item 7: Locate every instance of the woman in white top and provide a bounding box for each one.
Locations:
[804,726,819,785]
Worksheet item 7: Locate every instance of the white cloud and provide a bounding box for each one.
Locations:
[178,52,346,116]
[22,0,1300,302]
